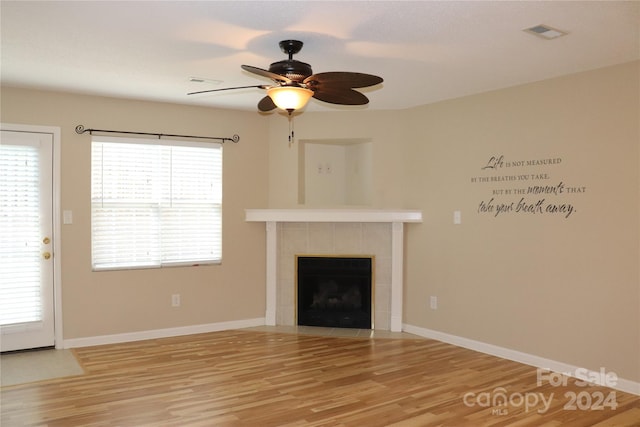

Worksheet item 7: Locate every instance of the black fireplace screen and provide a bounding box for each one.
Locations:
[296,256,373,329]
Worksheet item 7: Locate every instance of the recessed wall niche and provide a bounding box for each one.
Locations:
[298,138,373,206]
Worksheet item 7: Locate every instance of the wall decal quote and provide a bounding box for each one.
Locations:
[472,155,586,218]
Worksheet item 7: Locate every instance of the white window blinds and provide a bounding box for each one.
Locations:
[91,136,222,270]
[0,144,42,324]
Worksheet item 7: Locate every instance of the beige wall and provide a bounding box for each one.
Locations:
[402,62,639,383]
[2,60,638,383]
[267,109,410,209]
[1,88,270,339]
[268,61,640,382]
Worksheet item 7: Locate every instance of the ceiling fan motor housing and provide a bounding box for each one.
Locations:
[269,60,313,83]
[269,40,312,83]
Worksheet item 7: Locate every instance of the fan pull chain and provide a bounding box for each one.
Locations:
[288,110,295,147]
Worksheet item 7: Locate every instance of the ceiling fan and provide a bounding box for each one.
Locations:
[188,40,384,114]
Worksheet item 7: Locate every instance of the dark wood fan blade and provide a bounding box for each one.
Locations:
[187,85,267,95]
[258,95,277,112]
[242,65,292,83]
[312,87,370,106]
[304,72,383,88]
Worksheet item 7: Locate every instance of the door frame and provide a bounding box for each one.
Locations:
[1,123,63,349]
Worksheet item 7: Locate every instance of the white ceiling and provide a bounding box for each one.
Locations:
[2,1,638,112]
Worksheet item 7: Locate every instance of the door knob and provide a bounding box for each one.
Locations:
[43,252,51,260]
[43,237,51,244]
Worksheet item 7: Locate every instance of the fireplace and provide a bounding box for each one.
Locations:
[245,209,423,331]
[297,256,373,329]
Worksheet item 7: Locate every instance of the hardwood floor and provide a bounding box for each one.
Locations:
[1,328,639,426]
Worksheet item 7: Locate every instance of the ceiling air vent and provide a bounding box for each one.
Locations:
[189,77,223,85]
[524,24,567,40]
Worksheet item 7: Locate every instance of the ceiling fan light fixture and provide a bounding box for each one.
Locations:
[267,86,314,112]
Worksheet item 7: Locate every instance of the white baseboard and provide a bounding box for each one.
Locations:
[403,323,640,396]
[63,317,265,349]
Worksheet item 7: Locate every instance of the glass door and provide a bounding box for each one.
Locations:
[0,130,55,351]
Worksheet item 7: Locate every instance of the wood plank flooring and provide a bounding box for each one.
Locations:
[1,328,639,426]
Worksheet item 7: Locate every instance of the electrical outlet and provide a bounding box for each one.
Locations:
[171,294,181,307]
[430,296,438,310]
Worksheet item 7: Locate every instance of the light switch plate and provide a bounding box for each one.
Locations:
[453,210,461,224]
[63,210,73,224]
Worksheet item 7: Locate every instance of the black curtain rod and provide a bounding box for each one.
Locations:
[75,125,240,143]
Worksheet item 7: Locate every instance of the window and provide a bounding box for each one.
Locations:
[91,136,222,270]
[1,143,42,324]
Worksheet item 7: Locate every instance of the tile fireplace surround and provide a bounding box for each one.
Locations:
[245,209,423,332]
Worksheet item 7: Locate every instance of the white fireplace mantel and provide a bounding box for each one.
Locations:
[245,208,423,224]
[246,209,423,332]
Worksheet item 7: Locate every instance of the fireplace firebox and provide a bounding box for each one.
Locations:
[296,256,373,329]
